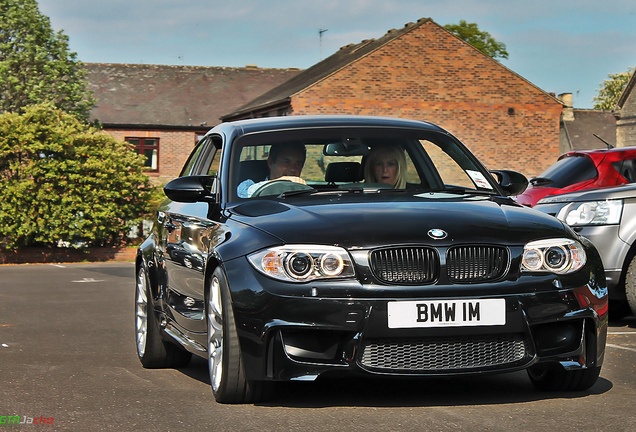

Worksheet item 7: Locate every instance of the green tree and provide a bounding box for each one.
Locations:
[444,20,509,60]
[592,68,634,110]
[0,103,153,250]
[0,0,95,120]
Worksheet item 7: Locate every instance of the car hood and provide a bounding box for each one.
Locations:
[229,193,567,248]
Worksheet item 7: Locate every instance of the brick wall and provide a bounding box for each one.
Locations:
[105,128,203,185]
[290,21,562,178]
[0,247,137,264]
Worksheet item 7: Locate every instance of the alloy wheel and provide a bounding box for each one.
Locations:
[208,275,224,392]
[135,269,149,357]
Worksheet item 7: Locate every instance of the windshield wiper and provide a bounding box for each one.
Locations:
[421,187,497,196]
[278,186,377,198]
[277,187,319,198]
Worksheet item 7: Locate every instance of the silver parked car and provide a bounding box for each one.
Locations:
[535,183,636,317]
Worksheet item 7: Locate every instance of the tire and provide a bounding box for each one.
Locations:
[625,255,636,316]
[135,264,192,368]
[207,267,269,403]
[527,363,601,391]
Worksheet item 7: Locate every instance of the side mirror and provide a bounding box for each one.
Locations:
[164,175,216,203]
[490,170,528,196]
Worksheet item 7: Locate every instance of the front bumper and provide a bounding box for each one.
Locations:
[223,257,608,382]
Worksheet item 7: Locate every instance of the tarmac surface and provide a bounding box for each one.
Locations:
[1,262,635,431]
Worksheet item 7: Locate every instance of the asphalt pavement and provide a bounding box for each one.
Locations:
[1,262,635,431]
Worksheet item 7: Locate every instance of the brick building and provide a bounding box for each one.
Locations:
[223,18,564,177]
[86,64,302,184]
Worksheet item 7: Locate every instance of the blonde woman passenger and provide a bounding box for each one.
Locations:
[364,145,407,189]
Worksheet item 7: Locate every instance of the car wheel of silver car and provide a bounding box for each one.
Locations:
[625,255,636,316]
[135,263,192,368]
[527,363,601,391]
[207,267,269,403]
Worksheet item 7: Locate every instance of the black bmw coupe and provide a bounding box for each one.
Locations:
[135,115,608,403]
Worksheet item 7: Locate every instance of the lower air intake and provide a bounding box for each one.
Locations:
[360,335,526,371]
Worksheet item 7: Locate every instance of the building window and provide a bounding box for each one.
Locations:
[127,138,159,172]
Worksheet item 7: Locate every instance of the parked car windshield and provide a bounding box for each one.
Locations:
[533,156,597,188]
[230,127,497,201]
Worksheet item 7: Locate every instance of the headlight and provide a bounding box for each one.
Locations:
[248,245,355,282]
[522,238,586,274]
[556,200,623,226]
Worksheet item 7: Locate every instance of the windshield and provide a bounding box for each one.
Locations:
[534,156,597,188]
[230,127,496,201]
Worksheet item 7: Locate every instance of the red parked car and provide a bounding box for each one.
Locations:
[515,147,636,206]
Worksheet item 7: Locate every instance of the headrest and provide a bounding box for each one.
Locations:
[325,162,363,183]
[238,160,269,183]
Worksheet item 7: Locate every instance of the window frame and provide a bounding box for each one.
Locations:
[127,137,160,172]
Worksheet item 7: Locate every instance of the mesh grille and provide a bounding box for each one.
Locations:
[447,246,508,283]
[360,335,526,371]
[370,247,439,284]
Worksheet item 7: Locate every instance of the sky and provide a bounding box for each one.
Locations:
[36,0,636,109]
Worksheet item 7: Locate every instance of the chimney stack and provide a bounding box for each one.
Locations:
[558,93,574,122]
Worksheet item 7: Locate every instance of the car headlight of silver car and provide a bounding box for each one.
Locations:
[556,200,623,226]
[521,238,586,274]
[248,245,355,282]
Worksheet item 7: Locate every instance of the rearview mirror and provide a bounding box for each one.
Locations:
[323,137,369,156]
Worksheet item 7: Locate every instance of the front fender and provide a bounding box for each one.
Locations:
[137,233,164,300]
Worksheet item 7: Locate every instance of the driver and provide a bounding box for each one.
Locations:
[237,142,307,198]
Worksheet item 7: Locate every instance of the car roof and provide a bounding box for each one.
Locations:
[205,115,448,139]
[563,146,636,157]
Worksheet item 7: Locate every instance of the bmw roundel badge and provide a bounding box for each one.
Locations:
[427,229,448,240]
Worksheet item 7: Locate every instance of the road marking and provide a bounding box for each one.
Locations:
[50,264,66,268]
[72,278,105,283]
[607,343,636,353]
[608,332,636,335]
[0,324,15,327]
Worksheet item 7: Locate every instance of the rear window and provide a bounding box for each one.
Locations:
[612,158,636,183]
[537,156,597,188]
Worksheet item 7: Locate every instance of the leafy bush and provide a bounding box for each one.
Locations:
[0,103,153,249]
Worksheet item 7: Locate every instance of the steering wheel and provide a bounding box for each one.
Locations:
[250,179,313,197]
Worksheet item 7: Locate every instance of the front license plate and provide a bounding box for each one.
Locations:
[387,299,506,329]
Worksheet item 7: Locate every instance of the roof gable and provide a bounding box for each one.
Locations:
[562,109,616,151]
[616,68,636,113]
[86,63,302,128]
[221,19,431,119]
[223,18,559,119]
